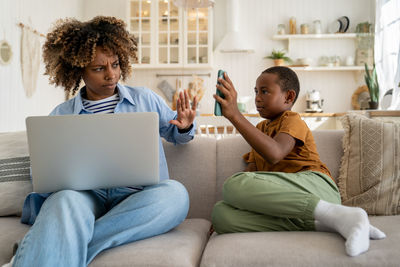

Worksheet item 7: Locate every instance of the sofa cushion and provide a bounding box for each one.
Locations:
[312,130,344,182]
[0,217,30,265]
[339,114,400,215]
[90,218,211,267]
[0,132,32,216]
[200,215,400,267]
[163,137,217,220]
[216,136,250,201]
[0,218,211,266]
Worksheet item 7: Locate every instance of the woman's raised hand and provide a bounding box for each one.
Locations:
[169,90,198,130]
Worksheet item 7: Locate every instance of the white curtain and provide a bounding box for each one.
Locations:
[374,0,400,109]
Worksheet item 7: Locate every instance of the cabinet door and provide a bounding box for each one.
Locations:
[130,0,152,65]
[157,0,181,65]
[129,0,212,68]
[184,7,211,66]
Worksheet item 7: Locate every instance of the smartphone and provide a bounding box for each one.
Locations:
[214,70,226,116]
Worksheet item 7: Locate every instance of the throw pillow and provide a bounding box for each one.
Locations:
[0,131,33,216]
[338,113,400,215]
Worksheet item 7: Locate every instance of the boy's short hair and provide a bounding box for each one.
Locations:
[262,66,300,104]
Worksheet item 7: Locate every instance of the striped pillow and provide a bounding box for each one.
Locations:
[338,113,400,215]
[0,131,33,216]
[0,156,31,182]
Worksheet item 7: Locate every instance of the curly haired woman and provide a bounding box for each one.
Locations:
[6,16,198,267]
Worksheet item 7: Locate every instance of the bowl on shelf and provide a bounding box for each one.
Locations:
[297,58,313,66]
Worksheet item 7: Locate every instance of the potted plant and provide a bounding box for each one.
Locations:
[265,49,292,66]
[364,63,379,109]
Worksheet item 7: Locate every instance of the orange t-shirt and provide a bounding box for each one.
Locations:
[243,110,332,179]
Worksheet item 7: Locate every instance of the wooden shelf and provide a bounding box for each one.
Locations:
[272,33,358,40]
[133,64,213,70]
[289,66,364,71]
[199,113,345,118]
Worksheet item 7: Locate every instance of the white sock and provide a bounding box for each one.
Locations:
[314,200,383,257]
[369,225,386,240]
[1,255,15,267]
[315,221,386,240]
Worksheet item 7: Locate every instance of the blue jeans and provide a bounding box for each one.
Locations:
[13,180,189,267]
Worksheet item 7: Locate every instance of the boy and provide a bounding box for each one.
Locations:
[211,66,385,257]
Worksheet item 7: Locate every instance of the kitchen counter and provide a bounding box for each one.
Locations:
[200,112,345,118]
[197,110,400,134]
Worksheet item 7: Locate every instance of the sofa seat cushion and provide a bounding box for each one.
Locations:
[200,215,400,267]
[0,218,211,266]
[0,217,30,265]
[90,218,211,267]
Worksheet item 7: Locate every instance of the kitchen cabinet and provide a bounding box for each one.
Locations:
[129,0,213,69]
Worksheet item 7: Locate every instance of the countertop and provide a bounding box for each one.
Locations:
[200,110,400,118]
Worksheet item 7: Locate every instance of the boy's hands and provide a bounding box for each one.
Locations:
[169,90,198,130]
[214,72,241,120]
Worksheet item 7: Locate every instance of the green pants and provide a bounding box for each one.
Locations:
[212,171,341,233]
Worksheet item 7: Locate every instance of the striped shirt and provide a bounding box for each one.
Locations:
[82,94,120,113]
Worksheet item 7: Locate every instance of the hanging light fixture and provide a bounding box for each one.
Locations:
[173,0,215,8]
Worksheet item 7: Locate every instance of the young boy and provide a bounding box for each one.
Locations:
[211,66,386,257]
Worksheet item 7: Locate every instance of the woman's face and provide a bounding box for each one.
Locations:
[82,47,121,100]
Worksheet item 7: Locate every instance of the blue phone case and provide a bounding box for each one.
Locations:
[214,70,226,116]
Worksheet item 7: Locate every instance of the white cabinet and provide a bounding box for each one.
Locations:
[129,0,213,69]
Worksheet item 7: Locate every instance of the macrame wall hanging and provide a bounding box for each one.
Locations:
[18,23,44,98]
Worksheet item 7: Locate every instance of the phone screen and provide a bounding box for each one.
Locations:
[214,70,226,116]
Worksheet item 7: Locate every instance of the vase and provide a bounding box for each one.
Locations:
[368,101,379,110]
[274,59,284,66]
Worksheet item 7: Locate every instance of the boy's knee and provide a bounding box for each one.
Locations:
[211,201,228,234]
[223,172,253,203]
[211,201,237,234]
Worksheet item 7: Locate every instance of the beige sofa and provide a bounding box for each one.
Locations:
[0,130,399,266]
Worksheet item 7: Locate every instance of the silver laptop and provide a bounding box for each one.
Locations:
[25,112,159,193]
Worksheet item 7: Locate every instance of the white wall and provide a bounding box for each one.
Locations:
[130,0,375,114]
[0,0,376,133]
[211,0,375,114]
[0,0,83,133]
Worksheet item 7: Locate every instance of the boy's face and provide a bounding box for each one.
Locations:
[82,47,121,101]
[254,73,293,120]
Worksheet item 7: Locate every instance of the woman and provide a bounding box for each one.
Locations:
[8,16,198,267]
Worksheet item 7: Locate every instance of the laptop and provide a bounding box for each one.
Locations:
[25,112,159,193]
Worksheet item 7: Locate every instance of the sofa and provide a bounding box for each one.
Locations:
[0,129,399,267]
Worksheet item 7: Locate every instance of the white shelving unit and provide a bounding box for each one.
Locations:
[272,33,358,53]
[272,33,367,71]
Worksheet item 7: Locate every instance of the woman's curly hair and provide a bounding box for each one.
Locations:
[43,16,137,95]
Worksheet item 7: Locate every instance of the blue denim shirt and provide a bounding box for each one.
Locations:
[21,84,195,225]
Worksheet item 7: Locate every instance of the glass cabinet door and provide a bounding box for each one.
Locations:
[129,0,212,68]
[186,8,209,65]
[158,0,180,65]
[130,0,151,64]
